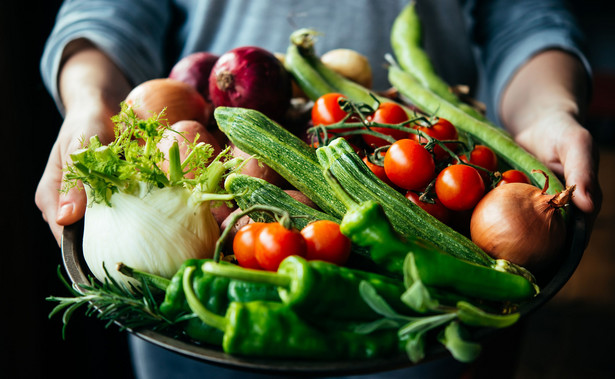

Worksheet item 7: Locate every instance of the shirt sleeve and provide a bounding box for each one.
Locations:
[40,0,173,115]
[463,0,592,124]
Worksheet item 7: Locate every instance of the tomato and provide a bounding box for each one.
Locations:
[411,117,458,160]
[362,102,410,147]
[255,223,307,271]
[300,220,351,265]
[311,93,351,126]
[497,169,531,186]
[233,222,266,269]
[405,191,451,224]
[362,155,394,186]
[460,145,498,172]
[460,144,498,185]
[384,139,435,190]
[435,164,485,211]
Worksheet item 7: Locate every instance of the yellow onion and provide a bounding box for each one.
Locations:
[125,78,212,126]
[470,172,575,271]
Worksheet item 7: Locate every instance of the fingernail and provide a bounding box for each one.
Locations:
[56,203,74,222]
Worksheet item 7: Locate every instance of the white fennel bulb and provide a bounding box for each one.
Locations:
[65,105,240,286]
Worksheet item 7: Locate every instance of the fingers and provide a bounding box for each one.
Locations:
[558,127,602,218]
[35,142,66,245]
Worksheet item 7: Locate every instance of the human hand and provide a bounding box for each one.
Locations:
[513,110,602,223]
[35,106,116,245]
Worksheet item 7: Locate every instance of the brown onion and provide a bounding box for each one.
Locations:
[125,78,213,126]
[470,171,575,271]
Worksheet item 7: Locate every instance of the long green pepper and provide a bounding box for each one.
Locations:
[201,255,410,321]
[338,198,538,302]
[159,259,280,345]
[182,266,401,359]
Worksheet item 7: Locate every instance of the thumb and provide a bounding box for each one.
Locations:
[56,182,87,226]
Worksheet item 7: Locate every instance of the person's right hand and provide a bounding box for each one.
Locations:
[35,42,131,245]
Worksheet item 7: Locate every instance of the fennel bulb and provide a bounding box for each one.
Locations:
[64,105,239,286]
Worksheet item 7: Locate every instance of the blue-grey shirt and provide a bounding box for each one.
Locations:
[41,0,590,123]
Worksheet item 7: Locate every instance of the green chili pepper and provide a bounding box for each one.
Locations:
[201,255,410,321]
[159,259,280,345]
[338,198,537,302]
[182,266,401,359]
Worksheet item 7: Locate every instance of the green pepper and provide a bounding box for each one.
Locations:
[159,259,280,345]
[202,255,410,321]
[339,200,537,302]
[183,266,401,359]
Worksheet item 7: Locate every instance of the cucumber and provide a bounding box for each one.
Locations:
[224,173,339,229]
[214,106,346,218]
[317,137,494,267]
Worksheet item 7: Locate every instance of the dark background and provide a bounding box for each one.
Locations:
[1,1,613,378]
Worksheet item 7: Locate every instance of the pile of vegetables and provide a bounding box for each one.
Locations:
[48,2,576,369]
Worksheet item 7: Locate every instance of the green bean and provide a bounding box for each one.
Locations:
[388,65,564,194]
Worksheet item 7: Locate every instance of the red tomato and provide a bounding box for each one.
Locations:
[384,139,435,190]
[300,220,351,265]
[412,117,458,160]
[497,169,531,186]
[435,164,485,211]
[362,102,410,147]
[460,145,498,185]
[405,191,451,224]
[311,93,351,126]
[362,155,393,186]
[460,145,498,172]
[233,222,266,269]
[255,223,307,271]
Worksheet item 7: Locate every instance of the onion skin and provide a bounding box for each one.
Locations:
[125,78,212,126]
[209,46,292,122]
[168,52,219,100]
[470,182,575,271]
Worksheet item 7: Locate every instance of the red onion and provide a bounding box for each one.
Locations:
[168,52,219,100]
[470,171,575,271]
[209,46,292,122]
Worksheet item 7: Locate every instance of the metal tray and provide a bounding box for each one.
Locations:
[60,206,587,375]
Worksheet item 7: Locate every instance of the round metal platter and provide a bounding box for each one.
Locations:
[60,206,587,375]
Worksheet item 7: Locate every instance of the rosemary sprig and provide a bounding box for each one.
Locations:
[47,265,172,339]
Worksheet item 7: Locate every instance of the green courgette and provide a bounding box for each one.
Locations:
[317,137,494,268]
[214,106,346,218]
[224,173,340,229]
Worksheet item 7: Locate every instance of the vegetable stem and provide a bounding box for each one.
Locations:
[182,266,227,331]
[201,261,292,288]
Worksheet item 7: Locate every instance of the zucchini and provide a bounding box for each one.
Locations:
[224,173,339,229]
[317,137,495,268]
[214,106,346,218]
[388,65,564,194]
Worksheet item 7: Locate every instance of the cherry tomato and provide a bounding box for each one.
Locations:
[405,191,451,224]
[460,144,498,185]
[312,93,351,126]
[460,145,498,172]
[300,220,351,265]
[233,222,266,269]
[497,169,531,186]
[362,155,394,186]
[435,164,485,211]
[384,139,435,190]
[255,223,307,271]
[412,117,458,160]
[362,102,410,147]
